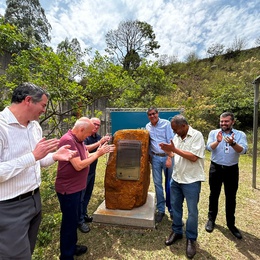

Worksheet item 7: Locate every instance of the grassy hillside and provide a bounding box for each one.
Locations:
[156,46,260,135]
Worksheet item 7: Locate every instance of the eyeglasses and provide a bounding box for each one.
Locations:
[148,112,157,116]
[93,123,101,127]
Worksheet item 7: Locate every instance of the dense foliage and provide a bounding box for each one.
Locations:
[0,17,25,53]
[5,0,51,49]
[157,50,260,134]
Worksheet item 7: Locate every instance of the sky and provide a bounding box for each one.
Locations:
[0,0,259,61]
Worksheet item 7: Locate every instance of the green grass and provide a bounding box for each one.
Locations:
[33,151,260,260]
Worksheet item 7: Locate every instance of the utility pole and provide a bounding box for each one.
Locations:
[252,75,260,188]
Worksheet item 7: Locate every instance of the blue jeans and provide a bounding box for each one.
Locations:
[151,155,173,214]
[170,179,201,240]
[57,191,83,260]
[79,171,96,224]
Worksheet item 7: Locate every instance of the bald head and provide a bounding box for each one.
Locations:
[91,117,100,123]
[74,117,92,128]
[72,117,95,141]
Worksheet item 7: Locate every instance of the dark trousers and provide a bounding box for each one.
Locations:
[79,171,96,224]
[57,191,82,260]
[208,162,239,227]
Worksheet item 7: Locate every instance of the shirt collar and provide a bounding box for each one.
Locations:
[3,107,19,124]
[2,107,35,128]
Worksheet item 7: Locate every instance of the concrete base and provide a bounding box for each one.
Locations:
[93,192,155,229]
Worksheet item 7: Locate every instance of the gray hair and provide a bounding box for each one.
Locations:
[11,82,49,104]
[146,106,158,115]
[220,111,235,121]
[171,114,188,125]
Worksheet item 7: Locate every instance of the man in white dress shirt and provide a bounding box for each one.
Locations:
[0,82,76,259]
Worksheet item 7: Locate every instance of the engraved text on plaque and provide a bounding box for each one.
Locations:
[116,140,141,180]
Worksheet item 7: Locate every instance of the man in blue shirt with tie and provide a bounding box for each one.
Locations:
[205,111,248,239]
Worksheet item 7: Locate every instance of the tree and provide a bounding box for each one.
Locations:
[255,36,260,47]
[206,43,225,57]
[4,0,51,49]
[0,16,25,53]
[112,60,174,107]
[185,51,199,63]
[80,51,132,107]
[157,54,178,67]
[0,46,89,136]
[226,36,247,53]
[57,38,87,61]
[56,38,89,80]
[105,20,160,70]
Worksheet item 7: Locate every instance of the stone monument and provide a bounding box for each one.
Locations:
[105,129,150,210]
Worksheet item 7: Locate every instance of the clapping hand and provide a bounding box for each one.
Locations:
[33,138,77,161]
[223,133,235,145]
[53,145,77,161]
[159,140,175,153]
[108,144,115,153]
[33,138,59,161]
[100,134,112,145]
[97,142,115,156]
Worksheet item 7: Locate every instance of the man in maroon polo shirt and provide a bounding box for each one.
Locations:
[55,117,113,259]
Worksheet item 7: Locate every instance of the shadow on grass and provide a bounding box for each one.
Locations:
[215,225,260,260]
[78,215,176,259]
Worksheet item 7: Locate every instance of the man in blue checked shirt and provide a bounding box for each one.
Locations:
[205,111,248,239]
[146,107,174,223]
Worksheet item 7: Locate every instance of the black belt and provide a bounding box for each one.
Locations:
[0,188,39,203]
[151,151,167,157]
[211,161,238,169]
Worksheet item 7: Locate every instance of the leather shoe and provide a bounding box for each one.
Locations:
[84,214,93,223]
[74,245,88,256]
[78,222,90,233]
[155,212,165,223]
[165,231,183,246]
[205,219,215,233]
[228,226,242,239]
[186,239,196,259]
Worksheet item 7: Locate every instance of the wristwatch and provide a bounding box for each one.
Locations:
[230,141,236,147]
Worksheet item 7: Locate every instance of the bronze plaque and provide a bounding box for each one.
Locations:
[116,140,141,180]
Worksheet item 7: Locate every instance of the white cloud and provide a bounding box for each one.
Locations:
[1,0,260,61]
[0,3,6,17]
